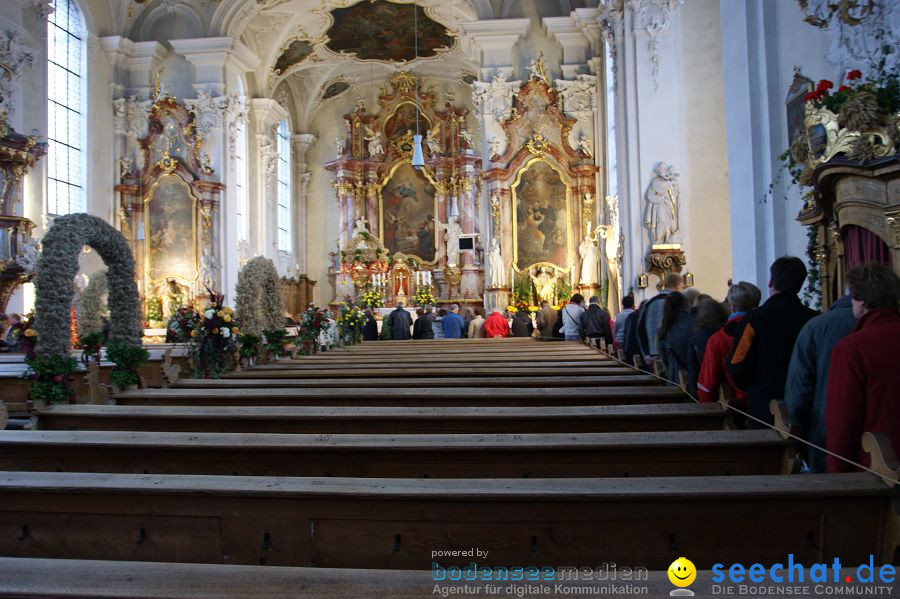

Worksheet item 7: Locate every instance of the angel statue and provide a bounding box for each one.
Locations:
[458,127,473,148]
[528,52,550,84]
[488,137,503,158]
[577,135,593,159]
[335,136,345,157]
[364,126,384,158]
[15,237,39,273]
[425,126,441,155]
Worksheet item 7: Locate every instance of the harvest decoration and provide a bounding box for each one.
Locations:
[166,307,201,343]
[192,291,240,378]
[295,306,328,356]
[337,303,367,346]
[412,285,435,307]
[359,287,385,309]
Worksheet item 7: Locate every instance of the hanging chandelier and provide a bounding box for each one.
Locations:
[411,2,425,168]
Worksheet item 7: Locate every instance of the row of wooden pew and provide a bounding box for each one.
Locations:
[0,338,896,597]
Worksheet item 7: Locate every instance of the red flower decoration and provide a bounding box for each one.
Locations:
[816,79,834,91]
[838,85,851,92]
[803,91,817,103]
[847,69,862,81]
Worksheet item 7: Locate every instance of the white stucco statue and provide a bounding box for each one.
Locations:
[644,161,679,245]
[487,238,506,288]
[425,127,441,155]
[15,237,39,273]
[365,130,384,158]
[438,215,463,267]
[578,233,600,286]
[352,216,369,237]
[599,195,623,314]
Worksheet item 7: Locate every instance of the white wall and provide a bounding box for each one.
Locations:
[721,0,840,295]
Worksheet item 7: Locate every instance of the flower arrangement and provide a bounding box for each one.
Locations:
[555,279,573,305]
[145,295,163,327]
[413,285,435,307]
[337,303,367,346]
[512,273,533,306]
[295,306,327,356]
[264,328,287,358]
[105,341,149,389]
[239,333,262,360]
[359,287,385,309]
[192,291,240,378]
[527,306,540,313]
[506,305,518,313]
[23,353,78,405]
[13,313,38,359]
[166,306,201,343]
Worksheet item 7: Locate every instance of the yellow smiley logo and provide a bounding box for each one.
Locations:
[668,557,697,588]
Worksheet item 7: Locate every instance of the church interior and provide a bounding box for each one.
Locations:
[0,0,897,596]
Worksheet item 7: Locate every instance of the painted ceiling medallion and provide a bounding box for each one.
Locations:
[325,1,452,63]
[273,40,315,75]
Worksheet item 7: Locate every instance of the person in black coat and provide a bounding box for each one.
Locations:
[385,303,413,340]
[582,295,613,347]
[728,257,818,428]
[511,310,534,337]
[686,298,728,395]
[658,292,694,384]
[362,308,379,342]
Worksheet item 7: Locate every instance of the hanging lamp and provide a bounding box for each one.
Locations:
[411,2,425,168]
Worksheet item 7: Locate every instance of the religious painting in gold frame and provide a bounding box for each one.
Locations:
[383,101,432,144]
[511,157,573,272]
[143,173,198,290]
[379,160,438,264]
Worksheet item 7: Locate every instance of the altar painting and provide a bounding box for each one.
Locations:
[380,161,436,263]
[513,159,569,270]
[384,102,430,143]
[145,174,197,286]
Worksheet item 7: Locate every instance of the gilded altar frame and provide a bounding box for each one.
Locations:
[378,159,440,266]
[510,155,574,274]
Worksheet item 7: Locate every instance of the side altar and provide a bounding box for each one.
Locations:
[325,72,482,307]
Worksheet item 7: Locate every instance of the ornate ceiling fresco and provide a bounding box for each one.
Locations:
[324,1,453,63]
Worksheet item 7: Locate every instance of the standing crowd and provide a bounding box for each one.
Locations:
[610,258,898,475]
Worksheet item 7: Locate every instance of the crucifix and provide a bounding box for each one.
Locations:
[394,270,409,297]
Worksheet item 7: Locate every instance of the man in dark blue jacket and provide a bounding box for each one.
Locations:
[441,304,467,339]
[785,292,855,472]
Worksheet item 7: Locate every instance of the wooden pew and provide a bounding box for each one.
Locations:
[112,385,689,407]
[0,429,788,477]
[173,374,661,389]
[224,365,640,379]
[37,403,730,434]
[0,471,893,569]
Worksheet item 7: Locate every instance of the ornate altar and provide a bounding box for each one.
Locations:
[482,61,599,308]
[114,87,224,320]
[0,121,46,313]
[794,94,899,308]
[325,72,482,306]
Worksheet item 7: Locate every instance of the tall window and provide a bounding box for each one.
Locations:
[276,120,292,252]
[234,119,248,241]
[47,0,86,215]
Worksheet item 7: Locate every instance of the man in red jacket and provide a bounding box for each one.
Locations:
[483,309,510,338]
[825,263,900,473]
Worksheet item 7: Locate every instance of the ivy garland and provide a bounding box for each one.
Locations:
[802,226,823,310]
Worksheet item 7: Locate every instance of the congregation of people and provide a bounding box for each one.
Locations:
[365,257,897,478]
[609,258,898,476]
